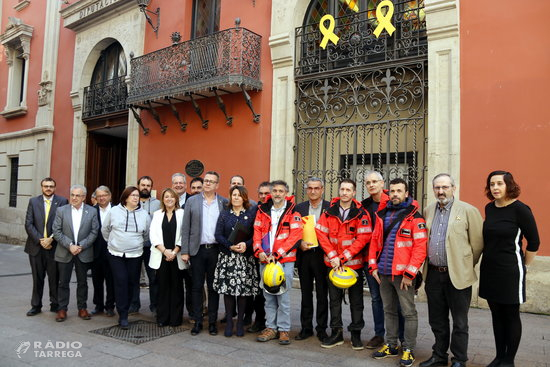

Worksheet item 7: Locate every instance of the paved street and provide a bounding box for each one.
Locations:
[0,243,548,367]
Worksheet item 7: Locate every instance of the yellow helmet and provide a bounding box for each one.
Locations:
[329,266,358,289]
[262,262,286,295]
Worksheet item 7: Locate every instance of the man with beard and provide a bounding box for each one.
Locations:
[419,174,483,367]
[190,177,204,195]
[129,176,160,314]
[24,178,68,316]
[369,178,427,367]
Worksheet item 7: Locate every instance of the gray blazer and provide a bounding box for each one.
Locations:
[24,194,68,256]
[181,193,228,256]
[52,203,99,264]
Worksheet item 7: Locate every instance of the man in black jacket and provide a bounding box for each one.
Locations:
[294,177,330,342]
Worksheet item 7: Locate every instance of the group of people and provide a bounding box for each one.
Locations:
[24,170,539,367]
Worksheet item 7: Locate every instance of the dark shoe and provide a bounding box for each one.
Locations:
[372,343,399,359]
[247,322,265,333]
[91,308,104,316]
[400,348,415,367]
[78,309,91,320]
[191,323,202,336]
[317,330,329,343]
[224,321,233,337]
[450,362,466,367]
[321,328,344,348]
[55,310,67,322]
[243,314,253,326]
[486,358,501,367]
[220,314,228,323]
[295,329,314,340]
[26,307,41,316]
[236,322,245,337]
[105,309,116,317]
[279,331,291,345]
[50,304,58,313]
[120,319,129,330]
[366,335,385,349]
[209,323,218,336]
[351,331,364,350]
[420,356,449,367]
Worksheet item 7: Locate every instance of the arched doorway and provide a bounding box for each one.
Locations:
[294,0,427,203]
[83,41,128,203]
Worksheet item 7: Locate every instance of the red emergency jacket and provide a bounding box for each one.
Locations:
[368,198,427,279]
[253,195,303,264]
[315,198,372,270]
[361,189,390,263]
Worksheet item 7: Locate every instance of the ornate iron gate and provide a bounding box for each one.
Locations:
[294,0,428,204]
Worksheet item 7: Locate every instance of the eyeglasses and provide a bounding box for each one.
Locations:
[365,180,381,185]
[433,186,452,191]
[204,179,218,185]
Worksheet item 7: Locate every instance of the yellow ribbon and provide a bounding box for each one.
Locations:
[340,0,359,12]
[373,0,396,38]
[319,14,340,49]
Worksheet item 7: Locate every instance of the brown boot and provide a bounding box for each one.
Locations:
[257,328,278,342]
[55,310,67,322]
[279,331,291,345]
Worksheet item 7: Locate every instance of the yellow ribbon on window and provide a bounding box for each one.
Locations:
[373,0,396,38]
[340,0,359,12]
[319,14,340,49]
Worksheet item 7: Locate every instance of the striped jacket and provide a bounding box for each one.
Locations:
[253,196,303,264]
[315,198,372,270]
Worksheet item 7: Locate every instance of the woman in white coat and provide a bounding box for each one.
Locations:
[149,188,186,327]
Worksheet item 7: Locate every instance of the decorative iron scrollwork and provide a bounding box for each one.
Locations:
[82,76,128,120]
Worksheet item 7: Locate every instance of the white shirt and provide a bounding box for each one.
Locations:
[269,202,286,252]
[71,205,84,244]
[99,203,111,224]
[179,192,187,207]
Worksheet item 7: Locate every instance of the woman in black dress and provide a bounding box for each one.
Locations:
[213,186,259,337]
[480,171,539,367]
[149,188,186,327]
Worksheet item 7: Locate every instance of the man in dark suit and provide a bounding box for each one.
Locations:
[295,177,331,342]
[52,184,99,322]
[181,171,228,336]
[91,185,115,317]
[24,177,68,316]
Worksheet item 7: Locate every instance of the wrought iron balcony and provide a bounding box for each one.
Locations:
[127,25,262,105]
[295,0,427,78]
[82,76,128,120]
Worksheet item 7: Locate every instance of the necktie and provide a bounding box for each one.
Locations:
[44,199,51,238]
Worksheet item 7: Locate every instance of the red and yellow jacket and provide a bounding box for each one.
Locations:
[253,196,303,264]
[368,198,427,279]
[315,198,372,270]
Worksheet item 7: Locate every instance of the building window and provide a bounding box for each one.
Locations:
[0,17,33,118]
[9,157,19,208]
[191,0,220,38]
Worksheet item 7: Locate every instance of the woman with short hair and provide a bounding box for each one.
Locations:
[480,171,540,367]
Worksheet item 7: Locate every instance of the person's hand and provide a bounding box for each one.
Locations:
[300,240,312,251]
[40,237,53,250]
[330,257,341,269]
[267,255,276,263]
[165,250,176,261]
[69,244,81,255]
[400,276,413,290]
[181,254,190,262]
[372,269,381,284]
[235,242,246,254]
[259,252,268,263]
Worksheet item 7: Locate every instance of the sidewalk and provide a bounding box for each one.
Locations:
[0,243,548,367]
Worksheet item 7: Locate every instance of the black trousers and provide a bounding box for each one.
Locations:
[29,247,58,309]
[57,256,90,311]
[488,301,522,364]
[130,246,158,312]
[245,260,265,326]
[425,268,472,363]
[91,247,115,311]
[328,269,364,331]
[297,249,329,333]
[182,269,193,318]
[191,245,219,324]
[108,253,141,321]
[156,259,184,326]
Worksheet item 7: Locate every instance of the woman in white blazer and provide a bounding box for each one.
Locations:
[149,188,186,327]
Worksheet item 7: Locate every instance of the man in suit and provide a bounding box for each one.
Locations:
[52,184,99,322]
[294,177,330,342]
[172,172,190,209]
[181,171,228,336]
[24,177,68,316]
[419,174,483,367]
[91,185,115,317]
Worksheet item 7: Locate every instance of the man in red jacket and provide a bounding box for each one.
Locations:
[368,178,427,367]
[253,180,303,345]
[316,178,372,350]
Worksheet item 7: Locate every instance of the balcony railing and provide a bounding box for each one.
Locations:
[82,76,128,120]
[127,26,262,105]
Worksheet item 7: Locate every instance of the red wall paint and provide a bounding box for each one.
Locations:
[137,0,273,200]
[460,1,550,255]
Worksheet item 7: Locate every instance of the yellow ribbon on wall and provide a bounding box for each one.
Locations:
[373,0,396,38]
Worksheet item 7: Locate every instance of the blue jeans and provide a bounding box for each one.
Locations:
[261,262,294,332]
[364,266,405,341]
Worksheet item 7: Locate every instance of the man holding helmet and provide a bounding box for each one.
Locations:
[253,180,303,345]
[315,179,372,350]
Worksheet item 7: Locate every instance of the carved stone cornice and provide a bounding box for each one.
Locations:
[60,0,135,31]
[14,1,31,12]
[0,17,33,47]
